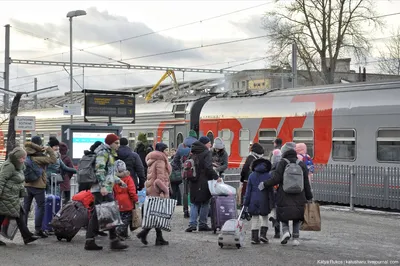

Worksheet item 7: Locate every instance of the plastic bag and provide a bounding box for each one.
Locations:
[131,204,141,231]
[208,180,236,196]
[95,201,124,231]
[1,218,18,240]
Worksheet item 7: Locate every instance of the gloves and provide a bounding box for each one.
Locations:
[120,181,127,188]
[258,182,265,191]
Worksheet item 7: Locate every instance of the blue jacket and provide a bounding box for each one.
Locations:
[244,158,274,216]
[172,143,191,171]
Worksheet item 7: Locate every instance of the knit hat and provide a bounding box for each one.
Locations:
[271,149,282,164]
[48,137,60,147]
[31,136,42,146]
[213,137,224,149]
[155,142,168,152]
[199,136,210,145]
[281,142,296,154]
[138,133,147,143]
[114,159,127,173]
[105,134,119,145]
[120,137,128,146]
[188,130,197,139]
[90,141,102,152]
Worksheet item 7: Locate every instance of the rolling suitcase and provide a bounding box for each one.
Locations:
[37,173,62,232]
[51,201,88,242]
[218,206,246,249]
[210,195,237,234]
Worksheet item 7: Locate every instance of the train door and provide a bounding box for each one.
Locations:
[174,125,187,149]
[162,130,170,148]
[201,120,218,145]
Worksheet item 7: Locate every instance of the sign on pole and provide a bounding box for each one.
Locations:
[63,103,82,116]
[15,116,36,131]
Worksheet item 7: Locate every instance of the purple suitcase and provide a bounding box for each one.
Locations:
[210,195,237,234]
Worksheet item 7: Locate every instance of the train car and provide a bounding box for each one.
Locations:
[199,80,400,168]
[0,95,212,161]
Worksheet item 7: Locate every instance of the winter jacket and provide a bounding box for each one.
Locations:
[46,153,76,193]
[0,149,26,218]
[189,141,219,204]
[263,149,313,222]
[24,142,57,189]
[59,143,75,192]
[113,172,138,212]
[172,144,191,171]
[145,150,171,197]
[91,143,123,194]
[212,148,228,175]
[135,142,153,176]
[240,143,264,182]
[244,158,274,216]
[117,145,145,190]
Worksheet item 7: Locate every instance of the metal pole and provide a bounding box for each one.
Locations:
[350,167,355,211]
[291,43,297,88]
[4,24,10,113]
[34,78,38,109]
[82,67,84,90]
[69,17,73,124]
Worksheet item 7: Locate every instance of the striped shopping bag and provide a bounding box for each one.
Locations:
[142,196,177,232]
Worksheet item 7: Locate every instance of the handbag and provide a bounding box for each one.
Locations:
[131,204,141,231]
[301,201,321,231]
[95,201,124,231]
[142,196,177,231]
[169,170,182,183]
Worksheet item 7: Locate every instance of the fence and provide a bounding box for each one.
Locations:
[220,164,400,211]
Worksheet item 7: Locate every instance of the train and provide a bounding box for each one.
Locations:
[1,79,400,169]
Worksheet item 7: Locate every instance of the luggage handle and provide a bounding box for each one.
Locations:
[237,206,245,222]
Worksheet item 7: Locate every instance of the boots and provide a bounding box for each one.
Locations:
[23,235,39,245]
[251,230,260,244]
[137,229,150,245]
[110,239,129,250]
[155,229,169,246]
[260,227,269,243]
[0,240,6,246]
[84,240,103,251]
[184,210,190,218]
[274,225,281,239]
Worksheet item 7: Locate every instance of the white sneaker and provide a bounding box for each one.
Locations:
[292,239,300,246]
[280,232,291,245]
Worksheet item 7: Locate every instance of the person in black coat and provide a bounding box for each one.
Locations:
[117,138,146,191]
[240,143,264,205]
[185,137,220,232]
[259,142,313,246]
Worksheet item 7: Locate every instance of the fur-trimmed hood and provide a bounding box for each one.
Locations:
[251,158,272,173]
[24,142,43,155]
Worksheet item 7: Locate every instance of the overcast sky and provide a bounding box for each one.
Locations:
[0,0,399,98]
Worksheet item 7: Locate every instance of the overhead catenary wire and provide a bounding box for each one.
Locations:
[26,1,273,60]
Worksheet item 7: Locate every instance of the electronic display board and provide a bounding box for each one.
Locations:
[84,94,135,118]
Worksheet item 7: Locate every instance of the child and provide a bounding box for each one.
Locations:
[244,158,274,244]
[269,149,282,238]
[113,160,138,240]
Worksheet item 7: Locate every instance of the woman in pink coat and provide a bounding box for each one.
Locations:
[137,142,172,246]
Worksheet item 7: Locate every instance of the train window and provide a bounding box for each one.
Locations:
[377,129,400,162]
[162,130,170,146]
[176,133,184,146]
[293,129,314,158]
[332,129,356,161]
[221,129,232,156]
[239,129,250,157]
[259,129,276,157]
[128,132,135,149]
[147,132,154,147]
[207,131,214,145]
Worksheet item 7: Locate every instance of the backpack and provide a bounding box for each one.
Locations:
[24,156,44,183]
[72,190,95,209]
[282,158,304,194]
[182,156,197,181]
[76,154,97,185]
[300,154,314,173]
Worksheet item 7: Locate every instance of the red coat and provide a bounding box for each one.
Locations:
[113,174,138,212]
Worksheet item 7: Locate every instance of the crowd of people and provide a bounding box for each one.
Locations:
[0,130,313,249]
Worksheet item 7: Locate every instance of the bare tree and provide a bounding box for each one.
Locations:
[263,0,383,84]
[378,28,400,75]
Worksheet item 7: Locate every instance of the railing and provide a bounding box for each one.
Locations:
[220,164,400,211]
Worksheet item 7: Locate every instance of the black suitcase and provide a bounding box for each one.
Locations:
[51,201,88,242]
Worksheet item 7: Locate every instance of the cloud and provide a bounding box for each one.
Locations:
[229,16,266,36]
[9,6,204,63]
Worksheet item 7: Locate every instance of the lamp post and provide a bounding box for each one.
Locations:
[66,10,86,124]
